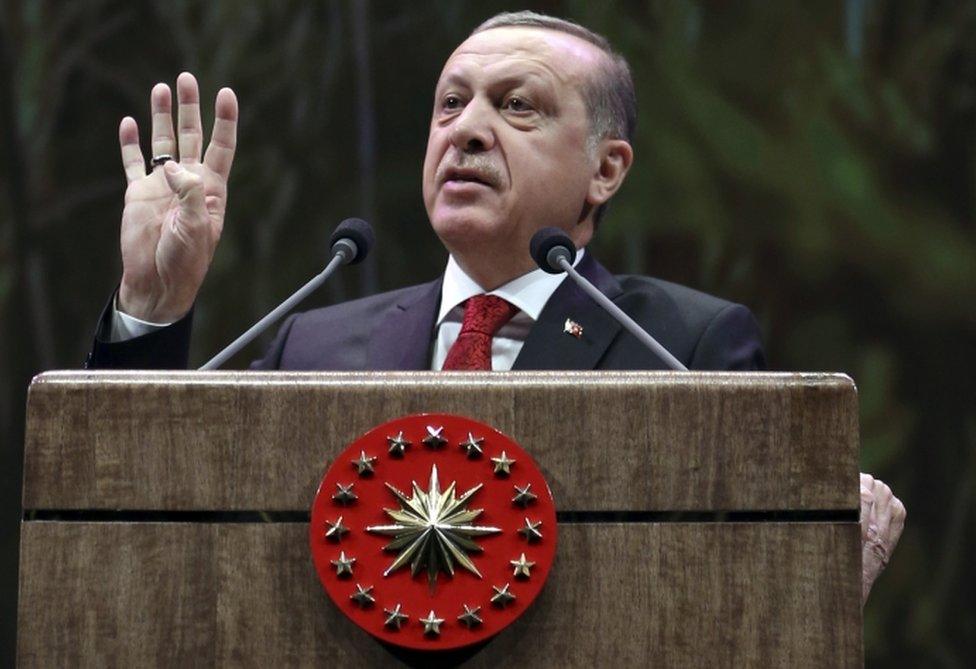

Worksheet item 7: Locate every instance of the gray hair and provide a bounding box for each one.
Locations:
[471,11,637,145]
[471,11,636,225]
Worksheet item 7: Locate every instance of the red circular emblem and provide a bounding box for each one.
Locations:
[309,413,557,651]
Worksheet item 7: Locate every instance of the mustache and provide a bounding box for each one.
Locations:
[436,154,504,187]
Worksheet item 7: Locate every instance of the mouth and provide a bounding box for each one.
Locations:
[441,167,495,188]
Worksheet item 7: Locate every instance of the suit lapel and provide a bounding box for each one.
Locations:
[513,254,624,370]
[366,278,442,370]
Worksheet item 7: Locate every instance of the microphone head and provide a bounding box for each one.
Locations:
[330,218,375,264]
[530,227,576,274]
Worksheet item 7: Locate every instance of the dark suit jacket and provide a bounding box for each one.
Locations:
[87,254,766,371]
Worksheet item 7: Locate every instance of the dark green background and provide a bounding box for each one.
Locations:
[1,1,974,665]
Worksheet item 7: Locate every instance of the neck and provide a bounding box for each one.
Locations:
[450,252,537,291]
[440,220,594,291]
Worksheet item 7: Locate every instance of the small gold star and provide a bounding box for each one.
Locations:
[332,482,357,505]
[510,553,535,578]
[491,583,516,608]
[512,483,537,507]
[330,551,356,577]
[518,518,543,542]
[351,450,377,476]
[490,451,516,476]
[422,425,447,449]
[420,610,445,636]
[457,604,483,628]
[459,433,484,458]
[324,516,349,542]
[386,431,411,457]
[384,603,409,630]
[349,584,375,607]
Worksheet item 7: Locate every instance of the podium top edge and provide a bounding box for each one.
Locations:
[31,369,855,389]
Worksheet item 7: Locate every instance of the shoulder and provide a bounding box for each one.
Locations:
[251,280,438,370]
[615,274,741,327]
[607,273,766,370]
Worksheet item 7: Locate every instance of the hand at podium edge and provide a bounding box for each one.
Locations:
[860,472,906,606]
[117,72,238,324]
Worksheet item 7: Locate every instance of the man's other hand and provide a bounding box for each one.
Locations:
[117,72,238,323]
[860,472,906,605]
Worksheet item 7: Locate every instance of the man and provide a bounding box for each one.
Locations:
[86,11,903,604]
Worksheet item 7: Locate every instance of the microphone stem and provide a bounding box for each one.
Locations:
[558,256,689,371]
[199,250,349,370]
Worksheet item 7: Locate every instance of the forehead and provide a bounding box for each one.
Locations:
[437,26,603,91]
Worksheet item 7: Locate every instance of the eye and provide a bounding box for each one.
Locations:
[502,96,533,113]
[441,95,463,111]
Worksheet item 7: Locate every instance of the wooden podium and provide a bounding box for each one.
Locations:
[18,371,862,667]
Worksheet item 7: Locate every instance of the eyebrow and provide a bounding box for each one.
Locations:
[436,69,556,96]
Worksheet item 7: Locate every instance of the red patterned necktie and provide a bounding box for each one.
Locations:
[441,295,519,370]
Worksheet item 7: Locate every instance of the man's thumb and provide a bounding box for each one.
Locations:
[163,161,206,214]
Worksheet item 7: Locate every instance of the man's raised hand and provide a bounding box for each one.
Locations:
[117,72,238,323]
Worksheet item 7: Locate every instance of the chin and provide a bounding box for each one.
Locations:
[429,208,507,250]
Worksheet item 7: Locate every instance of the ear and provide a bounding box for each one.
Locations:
[586,139,634,207]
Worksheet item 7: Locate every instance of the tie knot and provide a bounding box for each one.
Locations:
[459,295,518,337]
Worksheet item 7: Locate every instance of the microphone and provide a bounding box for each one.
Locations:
[199,218,375,370]
[529,227,688,371]
[329,217,374,264]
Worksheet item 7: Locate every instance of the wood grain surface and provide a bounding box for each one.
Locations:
[18,521,861,668]
[22,371,859,512]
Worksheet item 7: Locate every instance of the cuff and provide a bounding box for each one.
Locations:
[108,294,175,342]
[86,288,194,369]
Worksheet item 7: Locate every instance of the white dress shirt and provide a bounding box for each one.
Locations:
[431,250,583,371]
[108,249,584,372]
[108,295,173,341]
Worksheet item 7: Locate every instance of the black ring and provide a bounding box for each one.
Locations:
[150,154,174,167]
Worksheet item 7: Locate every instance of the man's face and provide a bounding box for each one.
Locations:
[422,27,603,271]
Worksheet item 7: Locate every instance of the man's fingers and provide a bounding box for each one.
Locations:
[119,116,146,184]
[888,497,907,549]
[151,83,177,161]
[870,480,894,539]
[860,484,874,541]
[177,72,203,163]
[859,473,875,540]
[204,87,238,181]
[859,473,906,606]
[163,162,206,220]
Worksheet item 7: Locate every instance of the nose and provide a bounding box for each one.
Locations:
[449,98,495,153]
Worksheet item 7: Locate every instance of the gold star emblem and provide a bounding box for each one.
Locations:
[420,610,445,636]
[457,604,483,628]
[491,583,516,608]
[383,603,408,630]
[490,451,516,476]
[324,516,349,542]
[518,518,543,542]
[459,433,484,458]
[512,483,537,507]
[330,551,355,577]
[366,465,501,589]
[349,584,375,607]
[351,450,377,476]
[422,425,447,449]
[332,483,357,505]
[510,553,535,578]
[386,431,411,457]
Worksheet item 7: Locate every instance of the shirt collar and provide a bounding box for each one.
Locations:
[437,248,586,324]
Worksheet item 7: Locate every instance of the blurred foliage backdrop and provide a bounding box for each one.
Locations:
[1,0,974,665]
